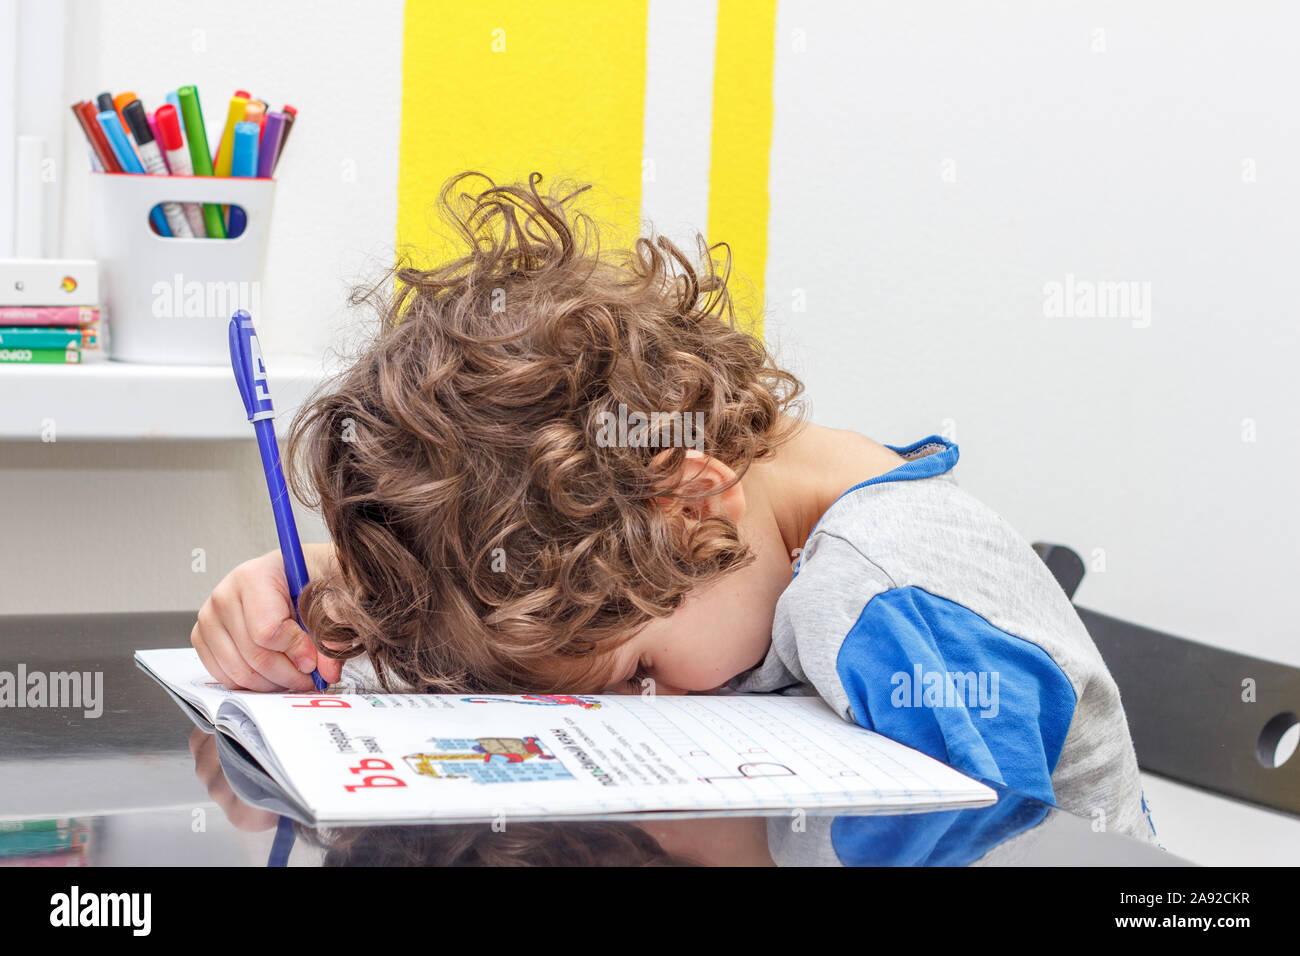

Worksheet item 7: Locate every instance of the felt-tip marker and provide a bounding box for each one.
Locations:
[113,92,138,134]
[97,110,172,237]
[71,101,123,173]
[274,105,297,172]
[122,100,193,238]
[227,121,259,238]
[258,112,286,179]
[155,105,207,238]
[177,85,226,239]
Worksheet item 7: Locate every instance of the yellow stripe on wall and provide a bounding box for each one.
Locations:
[708,0,778,337]
[397,0,649,269]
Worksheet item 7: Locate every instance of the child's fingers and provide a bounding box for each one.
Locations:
[243,588,346,685]
[211,586,314,690]
[195,602,288,692]
[261,618,345,687]
[257,617,322,677]
[236,575,322,678]
[231,611,318,691]
[191,619,237,689]
[315,653,344,685]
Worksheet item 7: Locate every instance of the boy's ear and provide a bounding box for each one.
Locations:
[648,449,746,523]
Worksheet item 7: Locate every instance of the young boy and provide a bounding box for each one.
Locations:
[191,172,1156,844]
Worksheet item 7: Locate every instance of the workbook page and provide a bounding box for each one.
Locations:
[135,647,245,720]
[223,683,996,824]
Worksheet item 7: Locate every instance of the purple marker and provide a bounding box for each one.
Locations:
[258,111,286,179]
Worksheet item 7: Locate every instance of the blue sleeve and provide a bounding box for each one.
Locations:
[829,790,1051,866]
[836,586,1077,806]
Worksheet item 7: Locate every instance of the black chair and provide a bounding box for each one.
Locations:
[1033,542,1300,817]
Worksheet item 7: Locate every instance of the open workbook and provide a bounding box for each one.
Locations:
[136,647,996,826]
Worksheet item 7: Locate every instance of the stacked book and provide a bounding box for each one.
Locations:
[0,306,101,364]
[0,818,90,867]
[0,260,102,365]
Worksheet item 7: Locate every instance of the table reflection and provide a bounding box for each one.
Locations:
[188,727,1061,867]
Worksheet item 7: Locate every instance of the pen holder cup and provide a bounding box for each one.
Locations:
[89,172,275,365]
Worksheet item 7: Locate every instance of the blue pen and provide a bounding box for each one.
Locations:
[97,110,172,237]
[228,310,329,692]
[228,121,259,239]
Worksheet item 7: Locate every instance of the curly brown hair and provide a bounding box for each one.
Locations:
[306,821,696,867]
[287,171,803,693]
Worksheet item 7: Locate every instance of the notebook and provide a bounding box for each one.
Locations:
[136,647,996,826]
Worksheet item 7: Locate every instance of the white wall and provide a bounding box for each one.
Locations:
[766,1,1300,669]
[0,0,405,615]
[20,1,1296,645]
[761,2,1300,864]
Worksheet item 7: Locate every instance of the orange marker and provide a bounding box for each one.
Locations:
[243,101,266,135]
[113,91,138,132]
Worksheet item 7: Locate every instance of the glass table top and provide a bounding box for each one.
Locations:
[0,612,1189,867]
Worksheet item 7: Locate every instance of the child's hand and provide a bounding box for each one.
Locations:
[191,545,345,691]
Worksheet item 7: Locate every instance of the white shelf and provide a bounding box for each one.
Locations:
[0,357,331,440]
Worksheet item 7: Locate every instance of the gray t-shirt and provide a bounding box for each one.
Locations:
[731,434,1157,849]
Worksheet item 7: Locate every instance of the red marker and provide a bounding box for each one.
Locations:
[71,101,123,172]
[155,105,208,238]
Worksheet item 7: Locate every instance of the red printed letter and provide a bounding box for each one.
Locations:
[286,696,351,708]
[344,775,406,792]
[349,758,394,774]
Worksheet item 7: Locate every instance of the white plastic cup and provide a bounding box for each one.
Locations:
[89,172,275,365]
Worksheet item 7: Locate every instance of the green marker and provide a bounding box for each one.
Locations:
[177,85,226,239]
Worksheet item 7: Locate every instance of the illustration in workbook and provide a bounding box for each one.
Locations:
[404,736,576,784]
[460,694,603,709]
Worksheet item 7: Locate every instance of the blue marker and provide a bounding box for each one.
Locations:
[228,310,328,692]
[227,121,259,239]
[97,110,172,237]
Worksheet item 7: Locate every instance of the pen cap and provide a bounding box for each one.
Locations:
[177,85,215,176]
[96,92,115,113]
[121,100,155,145]
[98,111,144,174]
[258,112,286,178]
[232,122,260,178]
[228,310,276,420]
[155,104,185,152]
[113,91,138,126]
[73,101,123,173]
